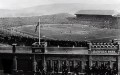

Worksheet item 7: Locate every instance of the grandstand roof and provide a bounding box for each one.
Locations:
[75,10,119,16]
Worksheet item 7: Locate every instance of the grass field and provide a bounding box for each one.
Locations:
[14,24,120,41]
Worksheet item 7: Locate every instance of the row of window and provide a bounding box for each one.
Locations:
[92,50,117,54]
[37,60,82,72]
[91,45,118,49]
[92,61,117,68]
[36,60,117,73]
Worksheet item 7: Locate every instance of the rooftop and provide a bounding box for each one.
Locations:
[75,10,119,16]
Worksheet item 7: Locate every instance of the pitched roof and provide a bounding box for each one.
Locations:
[75,10,119,16]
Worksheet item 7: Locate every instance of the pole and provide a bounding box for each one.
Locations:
[39,19,41,45]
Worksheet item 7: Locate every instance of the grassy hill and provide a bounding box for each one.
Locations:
[0,13,119,29]
[0,13,74,28]
[0,3,120,17]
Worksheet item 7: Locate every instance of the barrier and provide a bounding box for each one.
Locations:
[89,42,119,54]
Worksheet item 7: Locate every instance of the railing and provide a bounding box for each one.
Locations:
[0,46,88,54]
[0,42,119,55]
[0,46,32,53]
[90,42,119,55]
[15,46,32,53]
[45,47,88,54]
[0,46,13,53]
[91,43,118,49]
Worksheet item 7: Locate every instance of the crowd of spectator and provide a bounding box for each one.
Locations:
[0,32,90,47]
[47,40,89,47]
[0,35,38,46]
[85,62,118,75]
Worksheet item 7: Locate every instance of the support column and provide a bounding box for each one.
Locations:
[116,39,120,75]
[42,54,46,75]
[12,43,17,75]
[32,55,37,75]
[110,61,112,68]
[88,42,92,54]
[88,55,92,67]
[117,56,120,75]
[12,43,17,53]
[88,42,92,67]
[12,56,17,75]
[81,61,85,73]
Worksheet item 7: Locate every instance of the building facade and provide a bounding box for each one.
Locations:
[0,41,119,75]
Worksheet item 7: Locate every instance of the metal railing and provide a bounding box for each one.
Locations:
[0,44,118,55]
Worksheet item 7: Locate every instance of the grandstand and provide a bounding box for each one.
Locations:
[74,10,120,29]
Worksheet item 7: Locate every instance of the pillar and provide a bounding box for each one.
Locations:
[88,55,92,67]
[81,61,85,73]
[88,42,92,54]
[32,55,37,74]
[116,56,120,75]
[12,43,17,75]
[42,54,46,75]
[12,56,17,75]
[116,39,120,75]
[12,43,17,53]
[88,42,92,67]
[44,42,47,53]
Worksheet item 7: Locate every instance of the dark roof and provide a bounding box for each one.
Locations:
[75,10,119,16]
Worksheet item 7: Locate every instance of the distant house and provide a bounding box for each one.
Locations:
[74,10,120,28]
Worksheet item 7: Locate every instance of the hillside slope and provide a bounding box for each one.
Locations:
[0,13,74,28]
[0,3,120,17]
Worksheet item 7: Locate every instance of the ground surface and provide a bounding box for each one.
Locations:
[14,24,120,41]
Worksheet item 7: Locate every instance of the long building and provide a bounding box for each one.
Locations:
[0,40,119,75]
[74,10,120,29]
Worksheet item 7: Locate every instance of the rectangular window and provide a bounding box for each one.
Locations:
[111,61,117,68]
[60,60,66,72]
[37,60,43,72]
[68,60,74,72]
[46,60,52,72]
[92,61,98,66]
[52,60,59,73]
[75,60,82,72]
[99,61,109,66]
[83,61,89,73]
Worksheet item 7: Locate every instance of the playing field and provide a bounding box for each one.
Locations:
[14,24,120,41]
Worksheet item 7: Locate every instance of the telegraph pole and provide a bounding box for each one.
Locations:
[39,19,41,45]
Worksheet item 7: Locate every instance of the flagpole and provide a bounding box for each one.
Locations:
[39,19,41,45]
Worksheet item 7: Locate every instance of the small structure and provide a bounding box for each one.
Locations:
[32,42,47,53]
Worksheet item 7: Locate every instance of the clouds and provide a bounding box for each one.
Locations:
[44,0,120,4]
[0,0,52,9]
[0,0,119,9]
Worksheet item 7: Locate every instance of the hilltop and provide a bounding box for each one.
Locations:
[0,13,74,28]
[0,3,120,17]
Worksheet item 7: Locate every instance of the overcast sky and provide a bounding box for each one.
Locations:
[0,0,120,9]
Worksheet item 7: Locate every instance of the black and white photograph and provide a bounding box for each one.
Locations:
[0,0,120,75]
